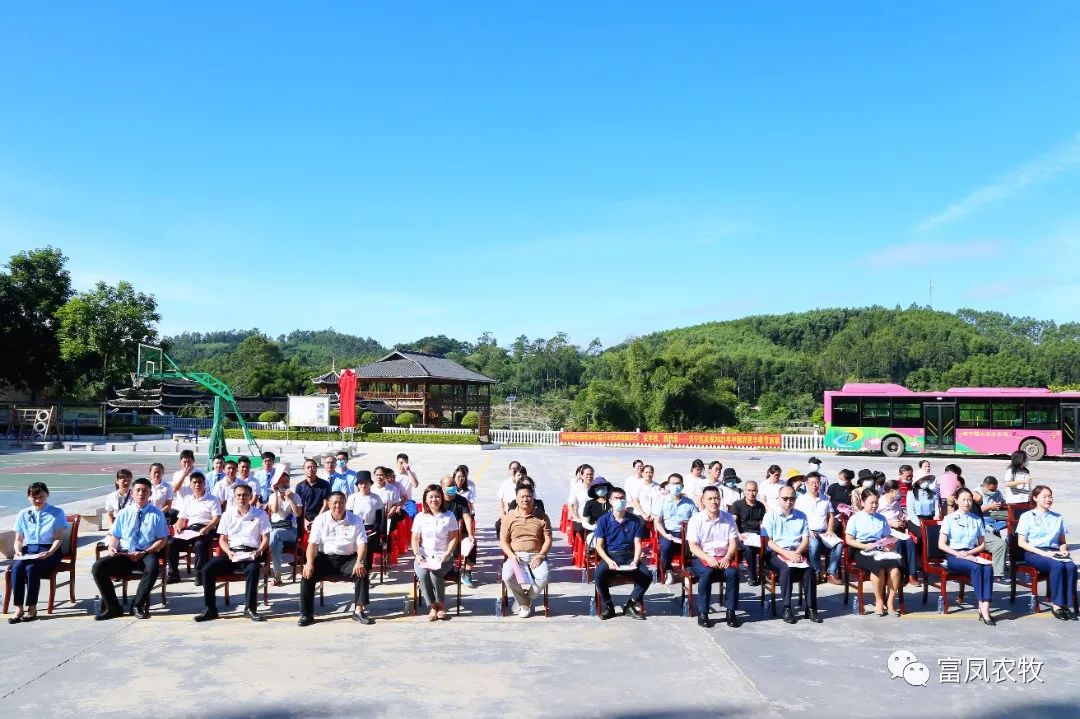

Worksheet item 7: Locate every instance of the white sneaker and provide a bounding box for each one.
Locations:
[664,571,674,585]
[517,605,532,619]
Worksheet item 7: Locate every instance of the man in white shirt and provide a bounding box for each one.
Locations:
[795,472,842,585]
[373,467,404,531]
[171,449,197,493]
[686,487,741,628]
[497,460,522,515]
[298,491,372,626]
[624,459,645,502]
[395,453,419,503]
[166,471,222,584]
[195,483,270,622]
[211,460,252,510]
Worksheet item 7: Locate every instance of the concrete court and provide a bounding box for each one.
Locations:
[0,443,1078,719]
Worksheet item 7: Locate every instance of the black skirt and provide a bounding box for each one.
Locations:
[854,549,901,573]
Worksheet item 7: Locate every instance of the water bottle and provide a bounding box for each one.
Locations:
[651,566,658,583]
[588,595,596,617]
[850,598,858,615]
[681,599,690,618]
[92,595,101,615]
[1029,595,1036,614]
[495,598,503,618]
[580,567,587,584]
[937,596,944,614]
[402,595,411,617]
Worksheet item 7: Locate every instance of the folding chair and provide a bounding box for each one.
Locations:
[3,515,81,614]
[412,556,463,615]
[499,557,551,617]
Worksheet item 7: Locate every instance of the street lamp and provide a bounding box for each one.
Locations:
[506,395,517,431]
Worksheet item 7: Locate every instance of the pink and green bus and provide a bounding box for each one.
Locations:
[824,383,1080,461]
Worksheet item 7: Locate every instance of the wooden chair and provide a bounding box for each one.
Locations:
[412,555,463,615]
[3,515,81,614]
[651,523,683,582]
[94,539,168,607]
[1006,503,1079,614]
[499,557,551,617]
[759,536,806,616]
[919,519,989,612]
[676,520,733,619]
[840,516,906,616]
[212,546,271,608]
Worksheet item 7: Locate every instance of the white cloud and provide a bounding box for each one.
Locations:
[857,239,1006,269]
[916,131,1080,232]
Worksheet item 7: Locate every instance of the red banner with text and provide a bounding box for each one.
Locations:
[558,431,781,448]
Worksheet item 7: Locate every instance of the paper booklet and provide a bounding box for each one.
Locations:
[890,529,909,541]
[13,553,43,561]
[866,550,901,561]
[971,556,993,565]
[230,551,256,562]
[174,529,200,541]
[819,534,842,549]
[742,534,762,548]
[460,537,475,557]
[508,556,535,589]
[784,559,810,569]
[1053,554,1075,563]
[616,564,639,571]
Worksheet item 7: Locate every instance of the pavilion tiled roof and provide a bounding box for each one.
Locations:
[353,351,496,383]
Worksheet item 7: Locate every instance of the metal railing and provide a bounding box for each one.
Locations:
[491,429,561,445]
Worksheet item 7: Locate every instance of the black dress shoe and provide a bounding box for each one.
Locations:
[782,607,798,624]
[7,616,22,625]
[297,614,315,627]
[132,604,150,619]
[747,578,761,587]
[599,604,616,620]
[244,609,266,622]
[166,572,182,585]
[1053,607,1071,621]
[805,609,823,624]
[979,615,996,626]
[726,610,740,628]
[194,577,203,587]
[352,611,375,625]
[94,609,122,621]
[624,601,646,620]
[194,609,219,622]
[697,614,714,628]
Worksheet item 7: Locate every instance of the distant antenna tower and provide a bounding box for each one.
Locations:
[928,278,933,309]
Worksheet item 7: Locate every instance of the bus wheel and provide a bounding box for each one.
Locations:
[881,436,905,458]
[1020,438,1046,461]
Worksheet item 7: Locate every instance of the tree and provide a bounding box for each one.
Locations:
[0,247,73,400]
[56,280,160,399]
[395,411,418,427]
[460,411,479,429]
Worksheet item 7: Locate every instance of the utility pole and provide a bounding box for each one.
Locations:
[928,278,933,309]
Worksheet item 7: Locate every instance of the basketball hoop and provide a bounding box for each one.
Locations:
[131,372,144,389]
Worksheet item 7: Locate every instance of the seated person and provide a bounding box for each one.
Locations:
[166,471,221,584]
[567,464,596,538]
[719,468,743,511]
[499,484,553,618]
[581,479,613,547]
[652,473,697,585]
[1016,485,1077,621]
[329,450,357,495]
[731,481,767,586]
[442,475,478,588]
[975,476,1008,532]
[762,487,822,624]
[826,469,855,514]
[170,449,197,493]
[8,482,69,623]
[372,466,404,532]
[195,483,270,622]
[295,458,333,534]
[253,451,282,505]
[879,480,920,585]
[266,472,302,586]
[452,465,476,508]
[686,487,741,628]
[795,472,843,585]
[905,475,938,524]
[211,460,250,510]
[844,488,903,616]
[493,475,546,537]
[104,469,134,527]
[939,488,996,625]
[298,491,373,626]
[411,484,460,621]
[346,470,384,533]
[593,487,652,620]
[91,478,169,620]
[629,464,659,521]
[148,462,175,523]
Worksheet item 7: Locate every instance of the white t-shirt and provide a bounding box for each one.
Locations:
[309,511,367,555]
[105,490,134,516]
[411,511,459,556]
[372,482,402,508]
[566,481,590,513]
[458,479,477,505]
[758,480,784,512]
[794,494,831,533]
[498,477,519,507]
[177,493,222,526]
[395,472,417,502]
[346,493,383,526]
[150,482,174,509]
[217,507,270,549]
[212,478,256,508]
[685,474,708,500]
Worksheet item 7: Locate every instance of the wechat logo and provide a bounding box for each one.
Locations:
[888,650,930,686]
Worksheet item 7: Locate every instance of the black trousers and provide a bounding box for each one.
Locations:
[92,552,160,612]
[740,544,760,582]
[167,531,214,574]
[299,553,368,616]
[767,554,817,610]
[201,556,262,611]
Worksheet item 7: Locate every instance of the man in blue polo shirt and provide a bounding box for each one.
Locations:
[324,451,357,495]
[762,486,822,624]
[594,487,652,620]
[91,477,170,620]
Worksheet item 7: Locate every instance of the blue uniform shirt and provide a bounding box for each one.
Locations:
[595,512,644,557]
[941,511,984,550]
[110,504,169,552]
[328,470,357,496]
[762,509,809,550]
[845,511,890,543]
[15,504,69,546]
[252,467,281,502]
[659,496,697,534]
[1016,509,1068,549]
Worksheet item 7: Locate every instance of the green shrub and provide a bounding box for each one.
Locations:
[105,425,167,435]
[359,411,376,425]
[329,410,340,426]
[360,421,381,433]
[395,412,418,427]
[178,402,211,418]
[258,411,283,423]
[460,411,479,429]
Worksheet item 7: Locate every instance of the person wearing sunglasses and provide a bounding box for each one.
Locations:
[762,485,822,624]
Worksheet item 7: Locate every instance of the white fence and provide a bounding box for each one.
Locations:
[382,426,475,435]
[491,430,825,452]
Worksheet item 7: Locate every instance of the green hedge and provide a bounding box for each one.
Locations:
[102,425,167,435]
[202,429,479,445]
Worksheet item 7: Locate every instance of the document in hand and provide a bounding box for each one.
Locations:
[867,550,902,561]
[420,555,443,570]
[230,551,256,562]
[460,537,475,557]
[971,556,993,565]
[742,533,762,548]
[174,529,201,541]
[1053,554,1074,563]
[819,534,842,549]
[890,529,909,541]
[784,559,810,569]
[14,553,43,561]
[508,556,535,589]
[617,564,638,571]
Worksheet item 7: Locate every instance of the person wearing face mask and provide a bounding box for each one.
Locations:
[1016,485,1077,620]
[266,472,302,586]
[939,487,996,625]
[581,479,614,547]
[731,481,767,586]
[654,474,697,585]
[441,475,477,587]
[327,450,357,495]
[905,474,938,524]
[594,487,651,619]
[827,469,855,514]
[8,482,69,623]
[718,468,743,511]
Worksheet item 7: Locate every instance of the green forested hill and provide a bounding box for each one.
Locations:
[158,306,1080,432]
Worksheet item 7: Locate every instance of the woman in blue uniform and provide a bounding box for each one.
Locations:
[938,487,995,625]
[1016,485,1077,621]
[9,482,69,623]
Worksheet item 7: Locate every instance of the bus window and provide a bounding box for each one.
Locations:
[958,401,990,428]
[991,401,1024,429]
[1025,402,1059,430]
[861,400,891,427]
[893,401,921,425]
[833,399,859,426]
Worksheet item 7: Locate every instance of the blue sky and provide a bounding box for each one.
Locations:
[2,3,1079,349]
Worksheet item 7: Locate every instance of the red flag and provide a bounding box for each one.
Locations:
[338,369,357,429]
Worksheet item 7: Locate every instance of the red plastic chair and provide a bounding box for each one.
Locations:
[559,504,571,537]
